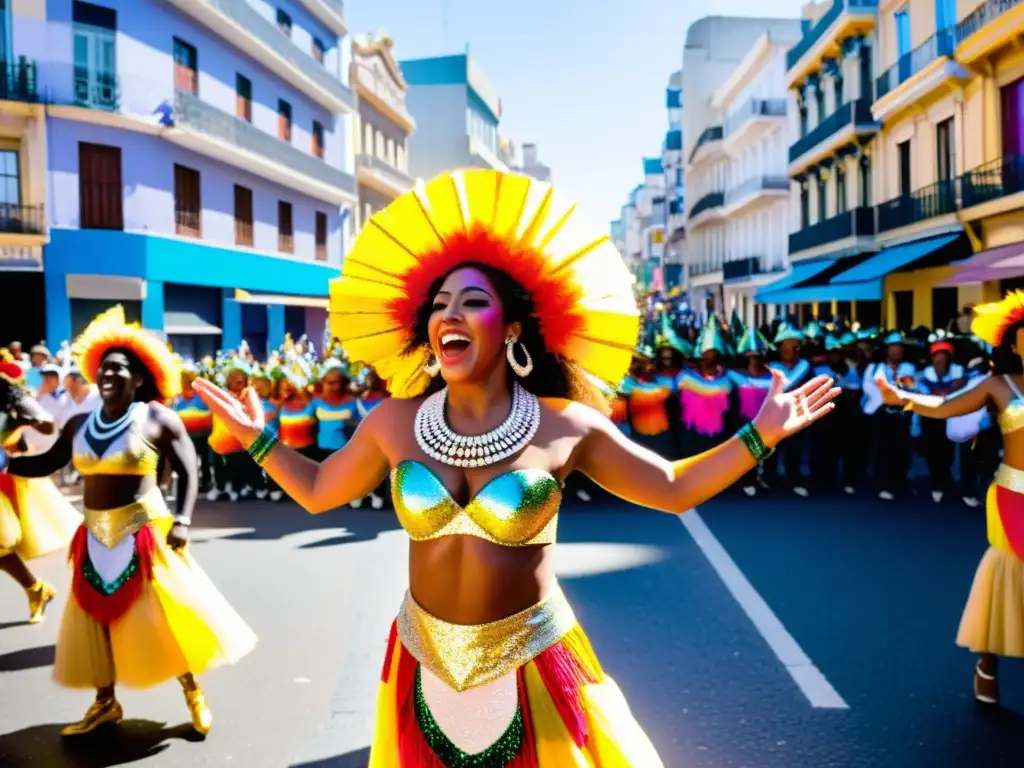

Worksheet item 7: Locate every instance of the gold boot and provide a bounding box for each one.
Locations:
[180,676,213,736]
[26,581,56,624]
[61,696,123,737]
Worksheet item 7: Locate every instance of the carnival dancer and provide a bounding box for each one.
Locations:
[808,335,850,492]
[918,334,966,503]
[172,365,214,494]
[837,331,869,495]
[193,168,838,766]
[251,365,279,500]
[312,359,358,462]
[621,346,676,458]
[876,289,1024,705]
[873,331,918,501]
[0,358,79,624]
[676,318,735,458]
[2,306,256,736]
[207,357,255,502]
[727,325,774,497]
[766,325,812,496]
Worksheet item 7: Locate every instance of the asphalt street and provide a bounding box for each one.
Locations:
[0,488,1022,767]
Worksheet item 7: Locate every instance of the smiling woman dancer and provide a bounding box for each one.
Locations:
[195,169,837,766]
[2,307,256,737]
[878,290,1024,707]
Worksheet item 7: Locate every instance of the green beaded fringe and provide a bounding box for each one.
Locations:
[82,551,140,596]
[414,665,523,768]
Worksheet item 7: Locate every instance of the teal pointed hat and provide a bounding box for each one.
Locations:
[774,323,804,344]
[736,326,774,356]
[729,310,744,341]
[696,315,730,356]
[824,334,843,352]
[803,321,822,341]
[838,331,857,347]
[656,313,694,357]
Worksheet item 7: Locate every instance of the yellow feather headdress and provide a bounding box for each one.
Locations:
[73,306,182,400]
[329,169,641,398]
[971,290,1024,347]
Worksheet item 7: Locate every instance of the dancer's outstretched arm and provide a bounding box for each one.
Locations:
[875,371,992,419]
[192,379,389,513]
[574,371,839,514]
[5,414,86,477]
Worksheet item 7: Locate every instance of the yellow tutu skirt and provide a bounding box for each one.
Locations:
[369,588,663,767]
[0,474,81,560]
[54,492,257,689]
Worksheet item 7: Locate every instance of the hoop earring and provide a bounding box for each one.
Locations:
[423,353,441,377]
[506,336,534,377]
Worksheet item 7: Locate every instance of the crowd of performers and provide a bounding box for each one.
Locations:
[0,165,1019,765]
[603,308,1001,506]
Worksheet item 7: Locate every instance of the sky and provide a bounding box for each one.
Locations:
[346,0,808,228]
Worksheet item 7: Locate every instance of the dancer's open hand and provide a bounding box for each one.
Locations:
[752,370,840,447]
[874,370,904,406]
[191,378,265,448]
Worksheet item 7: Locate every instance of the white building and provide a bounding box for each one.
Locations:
[399,53,507,180]
[682,16,804,317]
[714,27,802,327]
[663,71,685,289]
[518,143,551,182]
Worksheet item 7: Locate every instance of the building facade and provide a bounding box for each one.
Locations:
[351,32,415,230]
[0,0,49,344]
[714,28,802,327]
[517,142,550,182]
[35,0,357,358]
[399,53,506,180]
[682,16,803,316]
[663,71,685,289]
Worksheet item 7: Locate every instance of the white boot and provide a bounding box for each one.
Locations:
[225,482,239,503]
[370,494,384,510]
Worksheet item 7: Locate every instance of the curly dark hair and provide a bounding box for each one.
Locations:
[407,262,611,415]
[105,347,163,403]
[991,321,1024,375]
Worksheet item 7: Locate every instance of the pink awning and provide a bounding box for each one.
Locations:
[938,240,1024,286]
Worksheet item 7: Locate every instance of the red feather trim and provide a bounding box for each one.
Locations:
[531,628,603,748]
[70,524,155,626]
[381,620,399,683]
[510,667,539,767]
[388,226,586,357]
[0,472,17,510]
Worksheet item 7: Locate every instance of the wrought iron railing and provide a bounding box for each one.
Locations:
[0,57,37,102]
[789,99,876,163]
[723,256,772,282]
[689,192,725,219]
[956,0,1023,44]
[174,89,356,195]
[0,203,44,235]
[961,154,1024,209]
[724,98,787,136]
[724,175,789,207]
[356,153,414,191]
[688,126,723,164]
[786,0,879,70]
[876,178,959,232]
[875,29,955,101]
[789,206,874,253]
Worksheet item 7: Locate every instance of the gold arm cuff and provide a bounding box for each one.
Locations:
[396,584,577,692]
[83,487,170,548]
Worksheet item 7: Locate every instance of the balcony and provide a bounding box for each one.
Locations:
[163,0,355,113]
[688,126,723,166]
[724,98,786,138]
[689,261,723,278]
[172,89,356,203]
[956,0,1024,64]
[0,57,37,103]
[876,30,954,101]
[71,66,119,111]
[786,0,879,86]
[295,0,347,35]
[723,175,789,213]
[356,153,415,197]
[789,206,875,255]
[961,154,1024,211]
[723,256,778,282]
[689,191,725,220]
[0,203,44,236]
[877,179,959,233]
[873,30,968,122]
[789,99,878,171]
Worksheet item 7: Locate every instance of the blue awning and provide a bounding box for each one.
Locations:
[831,234,959,284]
[754,278,883,305]
[754,260,835,301]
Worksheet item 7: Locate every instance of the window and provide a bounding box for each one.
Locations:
[932,286,959,330]
[836,166,847,213]
[815,84,825,123]
[859,155,872,207]
[278,99,292,142]
[893,290,913,331]
[79,141,122,230]
[312,120,324,159]
[236,74,252,122]
[363,122,373,154]
[800,181,810,228]
[1000,77,1024,157]
[234,184,253,247]
[937,117,955,181]
[798,103,808,137]
[312,37,325,64]
[276,9,291,36]
[73,1,117,111]
[936,0,956,32]
[278,200,293,253]
[174,163,201,237]
[898,139,912,196]
[816,174,827,221]
[0,150,20,208]
[895,10,911,58]
[315,211,327,261]
[172,37,197,94]
[859,46,873,100]
[833,74,844,106]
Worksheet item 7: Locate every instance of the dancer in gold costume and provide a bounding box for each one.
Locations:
[195,169,838,766]
[3,308,256,737]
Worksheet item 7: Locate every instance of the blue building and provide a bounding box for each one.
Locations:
[25,0,357,358]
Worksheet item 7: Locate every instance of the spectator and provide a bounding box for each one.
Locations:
[22,343,51,392]
[7,340,27,368]
[956,305,974,334]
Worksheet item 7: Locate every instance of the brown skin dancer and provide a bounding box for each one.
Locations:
[194,266,840,625]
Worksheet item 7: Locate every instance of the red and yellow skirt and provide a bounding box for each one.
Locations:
[957,464,1024,657]
[0,473,81,560]
[54,487,257,689]
[370,585,663,767]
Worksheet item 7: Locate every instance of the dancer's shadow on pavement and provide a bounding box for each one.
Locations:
[0,644,54,672]
[191,504,400,548]
[291,747,370,768]
[0,720,198,767]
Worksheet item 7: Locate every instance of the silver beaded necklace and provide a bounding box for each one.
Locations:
[414,382,540,467]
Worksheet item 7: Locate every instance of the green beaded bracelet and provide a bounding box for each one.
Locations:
[247,428,279,466]
[737,423,774,463]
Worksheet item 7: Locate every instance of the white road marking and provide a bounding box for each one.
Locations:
[679,509,849,710]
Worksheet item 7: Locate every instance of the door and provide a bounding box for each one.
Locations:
[79,142,123,229]
[898,140,912,197]
[893,290,913,331]
[73,23,116,110]
[931,287,958,331]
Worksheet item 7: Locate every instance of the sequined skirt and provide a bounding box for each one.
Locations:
[0,474,81,560]
[54,487,257,689]
[370,584,663,767]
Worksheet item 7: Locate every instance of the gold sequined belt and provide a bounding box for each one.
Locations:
[396,584,577,693]
[83,487,170,548]
[994,464,1024,494]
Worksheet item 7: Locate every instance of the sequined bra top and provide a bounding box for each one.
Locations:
[999,376,1024,436]
[390,460,561,546]
[72,402,160,477]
